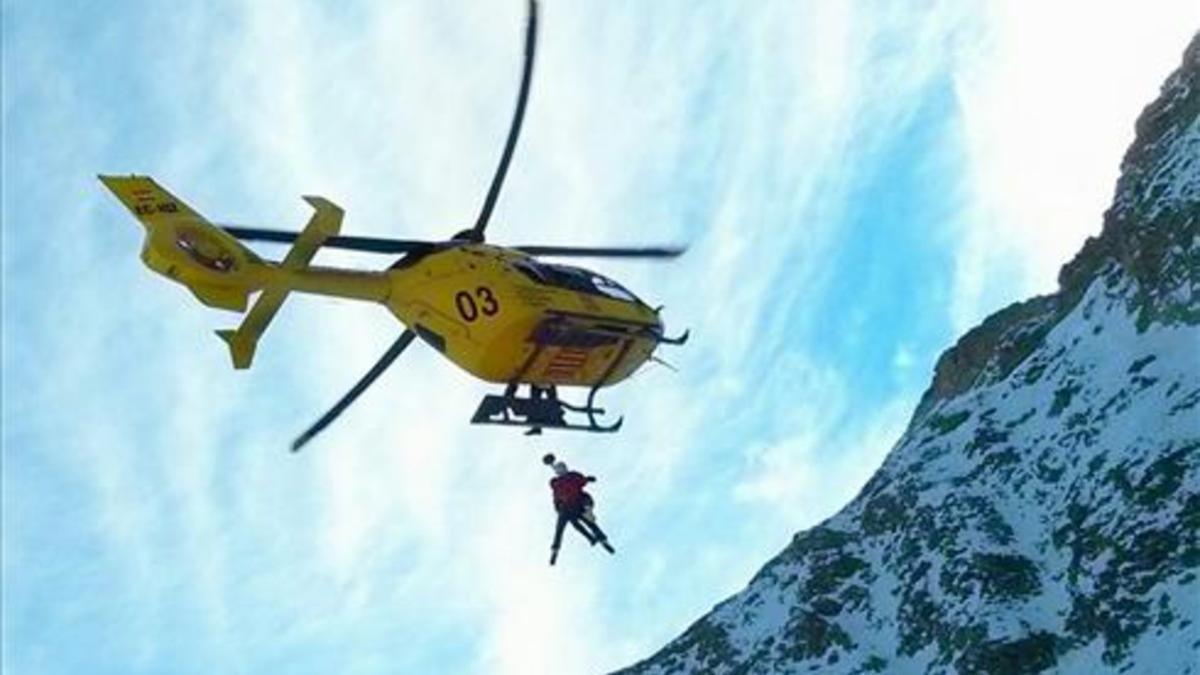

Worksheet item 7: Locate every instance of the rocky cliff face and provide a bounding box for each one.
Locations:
[616,33,1199,675]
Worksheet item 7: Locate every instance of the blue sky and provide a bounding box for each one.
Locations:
[3,2,1197,673]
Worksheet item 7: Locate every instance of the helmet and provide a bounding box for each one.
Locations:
[552,461,568,476]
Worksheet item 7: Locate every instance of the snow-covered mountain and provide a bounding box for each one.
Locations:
[616,33,1200,675]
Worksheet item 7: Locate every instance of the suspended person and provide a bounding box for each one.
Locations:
[543,453,615,565]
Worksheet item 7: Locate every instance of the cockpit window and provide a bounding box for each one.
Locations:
[512,259,641,303]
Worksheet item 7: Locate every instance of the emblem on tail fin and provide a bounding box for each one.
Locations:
[175,225,237,273]
[99,174,261,311]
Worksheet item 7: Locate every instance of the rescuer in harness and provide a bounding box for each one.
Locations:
[544,453,615,565]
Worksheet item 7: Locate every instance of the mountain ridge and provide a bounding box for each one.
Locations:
[615,31,1199,675]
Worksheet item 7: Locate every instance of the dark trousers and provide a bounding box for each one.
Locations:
[551,508,608,551]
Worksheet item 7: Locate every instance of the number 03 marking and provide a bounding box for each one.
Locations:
[456,286,500,322]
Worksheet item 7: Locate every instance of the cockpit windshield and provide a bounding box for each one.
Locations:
[513,259,641,304]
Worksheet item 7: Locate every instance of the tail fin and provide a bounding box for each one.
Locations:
[102,175,353,369]
[99,174,264,311]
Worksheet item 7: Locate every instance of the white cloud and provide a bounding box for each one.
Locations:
[8,2,1198,673]
[732,375,915,533]
[892,343,916,373]
[114,1,1036,670]
[949,4,1200,332]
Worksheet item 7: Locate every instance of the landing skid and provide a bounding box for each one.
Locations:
[470,384,623,435]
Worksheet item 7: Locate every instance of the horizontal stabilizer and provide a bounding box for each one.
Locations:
[214,195,345,368]
[215,329,256,369]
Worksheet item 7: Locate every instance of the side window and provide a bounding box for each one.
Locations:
[513,260,546,284]
[591,275,637,302]
[542,264,592,294]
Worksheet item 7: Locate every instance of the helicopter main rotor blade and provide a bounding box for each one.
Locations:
[514,244,687,259]
[292,329,417,451]
[466,0,537,242]
[221,225,438,255]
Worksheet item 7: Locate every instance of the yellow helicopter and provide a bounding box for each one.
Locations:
[99,0,687,451]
